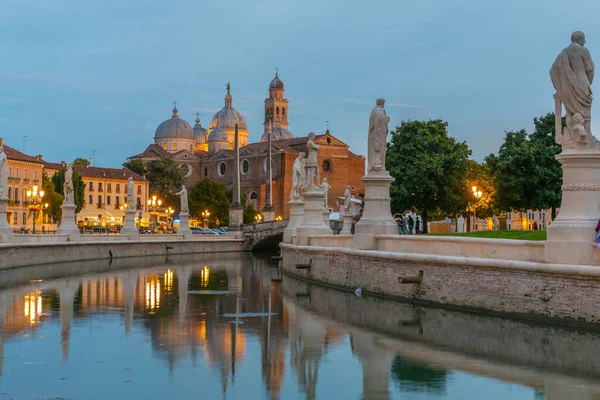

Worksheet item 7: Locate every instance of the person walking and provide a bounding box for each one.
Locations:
[415,217,421,234]
[396,217,404,235]
[408,215,414,235]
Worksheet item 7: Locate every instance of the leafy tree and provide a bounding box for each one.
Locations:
[52,168,85,213]
[188,177,231,224]
[145,157,185,200]
[457,160,496,232]
[386,120,471,233]
[42,173,64,220]
[73,157,90,166]
[123,159,148,177]
[243,203,260,224]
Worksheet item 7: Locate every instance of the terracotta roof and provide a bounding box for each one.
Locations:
[43,161,147,182]
[128,144,171,160]
[3,145,43,164]
[43,161,65,171]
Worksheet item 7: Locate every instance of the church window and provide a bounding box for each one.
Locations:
[218,161,227,177]
[204,167,208,177]
[326,137,331,144]
[276,107,279,115]
[282,107,286,116]
[322,159,333,172]
[179,163,192,178]
[250,191,258,200]
[162,143,167,150]
[172,143,177,151]
[241,159,250,175]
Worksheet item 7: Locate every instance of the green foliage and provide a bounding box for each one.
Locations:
[123,159,148,177]
[386,120,471,233]
[243,203,260,224]
[145,157,185,200]
[51,169,85,213]
[391,356,448,393]
[73,157,90,166]
[188,177,231,224]
[42,173,64,220]
[432,230,546,241]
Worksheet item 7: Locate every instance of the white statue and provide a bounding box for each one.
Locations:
[63,164,74,204]
[127,177,135,210]
[0,145,7,198]
[320,178,331,209]
[550,31,597,146]
[367,98,391,173]
[175,185,189,214]
[305,132,320,189]
[343,185,351,213]
[290,152,306,200]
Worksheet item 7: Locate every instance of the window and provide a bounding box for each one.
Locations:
[179,163,192,178]
[162,143,167,150]
[98,195,102,205]
[89,195,93,205]
[15,168,18,178]
[218,161,227,177]
[322,159,332,172]
[115,196,120,205]
[137,185,141,195]
[172,143,177,151]
[7,188,11,199]
[250,192,258,200]
[107,183,112,193]
[24,169,28,179]
[116,184,121,193]
[276,107,280,115]
[89,182,94,191]
[107,196,111,205]
[137,197,141,208]
[22,213,27,225]
[241,159,250,175]
[282,107,286,116]
[33,171,38,180]
[98,182,103,192]
[8,167,11,178]
[204,167,208,176]
[15,189,19,202]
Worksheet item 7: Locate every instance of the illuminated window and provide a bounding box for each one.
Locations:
[137,185,141,195]
[162,143,167,150]
[172,143,177,151]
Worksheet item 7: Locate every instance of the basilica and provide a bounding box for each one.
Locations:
[129,73,365,219]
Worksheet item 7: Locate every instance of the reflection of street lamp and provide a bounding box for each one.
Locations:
[472,186,482,231]
[201,209,210,229]
[120,203,128,225]
[165,207,174,230]
[254,214,263,224]
[26,185,47,234]
[147,195,162,227]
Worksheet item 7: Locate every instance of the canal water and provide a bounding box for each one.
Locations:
[0,252,598,399]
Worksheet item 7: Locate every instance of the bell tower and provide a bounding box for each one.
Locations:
[264,70,289,134]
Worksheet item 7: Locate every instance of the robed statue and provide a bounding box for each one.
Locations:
[64,164,75,204]
[550,31,597,147]
[175,185,189,214]
[290,152,305,200]
[305,133,320,189]
[0,145,7,198]
[127,177,135,210]
[343,185,351,213]
[368,98,391,173]
[320,178,331,209]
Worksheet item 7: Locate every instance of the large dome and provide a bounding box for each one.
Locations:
[209,83,248,131]
[269,71,284,90]
[154,108,194,139]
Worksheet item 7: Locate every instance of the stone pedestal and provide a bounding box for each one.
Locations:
[354,171,397,250]
[178,212,193,238]
[513,212,523,231]
[0,197,13,241]
[546,149,600,265]
[340,212,353,235]
[322,208,331,227]
[262,205,275,222]
[296,189,332,245]
[283,199,305,243]
[56,203,80,239]
[229,204,243,231]
[120,209,139,237]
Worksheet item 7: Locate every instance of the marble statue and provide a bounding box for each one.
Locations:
[63,164,74,204]
[343,185,351,212]
[0,146,7,198]
[305,132,320,189]
[367,98,391,173]
[290,152,306,200]
[550,31,597,146]
[175,185,189,213]
[127,177,135,210]
[320,178,331,209]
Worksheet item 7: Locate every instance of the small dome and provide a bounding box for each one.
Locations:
[194,115,208,144]
[154,107,194,139]
[208,125,228,143]
[209,84,248,131]
[269,71,284,90]
[261,125,293,142]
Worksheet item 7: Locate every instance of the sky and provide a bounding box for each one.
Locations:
[2,0,600,168]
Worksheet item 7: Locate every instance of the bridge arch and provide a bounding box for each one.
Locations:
[242,219,288,251]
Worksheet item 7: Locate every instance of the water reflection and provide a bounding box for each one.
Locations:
[0,254,599,399]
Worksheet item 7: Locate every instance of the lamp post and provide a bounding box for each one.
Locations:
[201,209,210,229]
[147,195,162,229]
[254,214,263,224]
[165,207,174,231]
[26,185,47,234]
[472,186,483,232]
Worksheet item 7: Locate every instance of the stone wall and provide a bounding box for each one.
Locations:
[242,219,288,250]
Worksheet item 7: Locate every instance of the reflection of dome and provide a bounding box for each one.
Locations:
[209,84,248,131]
[194,115,208,144]
[208,125,228,143]
[269,71,284,90]
[261,125,293,142]
[155,108,194,139]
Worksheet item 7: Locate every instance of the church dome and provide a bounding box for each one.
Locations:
[208,125,228,143]
[209,83,248,131]
[194,115,208,144]
[154,107,194,139]
[269,71,284,90]
[261,125,293,142]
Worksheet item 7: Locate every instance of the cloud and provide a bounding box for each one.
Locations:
[0,71,76,86]
[339,97,430,110]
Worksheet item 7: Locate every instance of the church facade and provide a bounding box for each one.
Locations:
[129,73,365,219]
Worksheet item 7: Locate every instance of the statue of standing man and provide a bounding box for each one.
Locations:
[175,185,189,214]
[127,177,135,210]
[305,132,320,189]
[64,164,75,204]
[368,98,391,173]
[550,31,597,146]
[0,144,8,198]
[290,152,305,200]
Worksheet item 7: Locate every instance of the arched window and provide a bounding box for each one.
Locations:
[218,161,227,177]
[276,107,279,115]
[172,143,177,151]
[250,192,258,200]
[282,107,286,116]
[322,159,333,172]
[204,167,208,176]
[7,187,11,199]
[162,143,167,150]
[326,137,332,144]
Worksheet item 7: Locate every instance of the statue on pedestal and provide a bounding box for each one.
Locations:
[127,177,135,210]
[320,178,331,209]
[343,185,352,213]
[367,98,391,173]
[550,31,597,147]
[0,145,7,198]
[175,185,189,214]
[305,133,320,189]
[290,152,305,200]
[63,164,74,205]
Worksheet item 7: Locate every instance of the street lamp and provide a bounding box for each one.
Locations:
[201,209,210,229]
[472,186,483,231]
[275,215,283,221]
[165,206,174,231]
[254,214,263,224]
[147,195,162,228]
[26,185,47,234]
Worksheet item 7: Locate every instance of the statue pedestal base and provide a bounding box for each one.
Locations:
[57,203,80,239]
[296,190,332,245]
[546,149,600,265]
[178,213,193,238]
[262,205,275,222]
[120,209,139,237]
[283,199,305,243]
[228,204,243,231]
[354,171,397,250]
[340,212,353,235]
[322,209,331,227]
[0,197,13,241]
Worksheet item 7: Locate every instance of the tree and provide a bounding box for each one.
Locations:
[188,177,231,225]
[52,168,85,213]
[42,173,64,221]
[386,120,471,233]
[145,157,184,200]
[458,160,496,232]
[123,159,147,177]
[73,157,90,166]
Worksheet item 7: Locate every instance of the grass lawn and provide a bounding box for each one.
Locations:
[431,230,546,241]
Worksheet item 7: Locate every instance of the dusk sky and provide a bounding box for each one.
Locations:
[2,0,600,167]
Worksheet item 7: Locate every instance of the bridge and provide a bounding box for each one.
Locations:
[242,219,288,251]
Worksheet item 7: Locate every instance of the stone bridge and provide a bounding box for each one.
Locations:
[242,219,288,251]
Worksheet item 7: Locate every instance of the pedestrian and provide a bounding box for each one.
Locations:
[594,217,600,248]
[396,217,404,235]
[415,217,421,234]
[408,215,414,235]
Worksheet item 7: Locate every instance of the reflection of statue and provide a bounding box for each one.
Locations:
[343,186,351,212]
[175,185,189,213]
[550,31,597,146]
[305,132,320,189]
[367,98,391,173]
[290,152,306,200]
[0,146,7,198]
[63,164,74,204]
[320,178,331,209]
[127,177,135,210]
